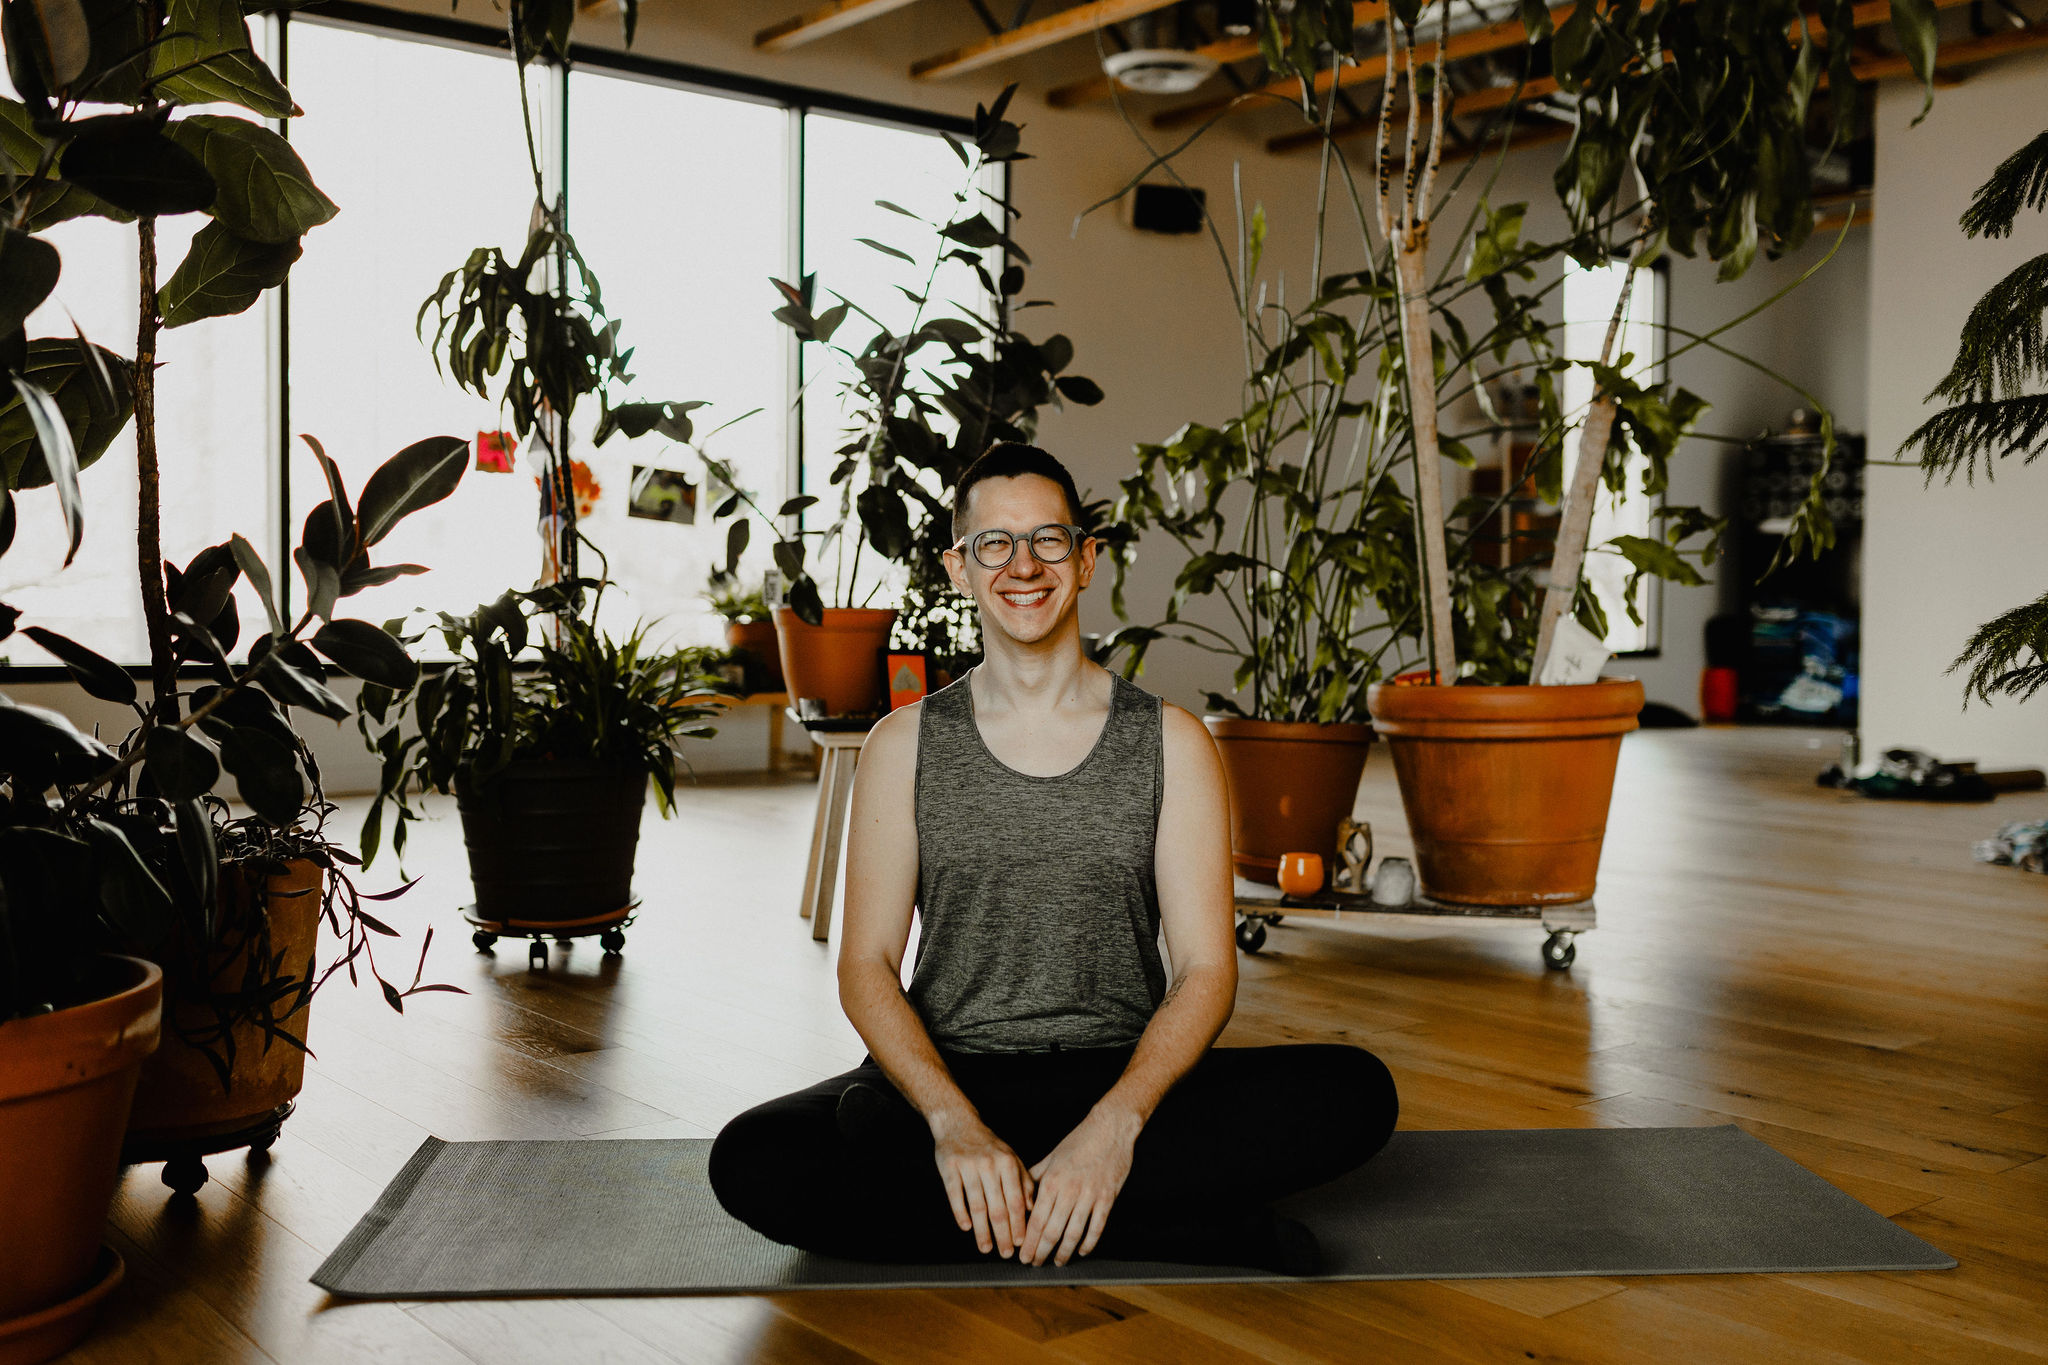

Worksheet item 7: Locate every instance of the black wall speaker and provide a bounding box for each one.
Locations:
[1131,183,1206,235]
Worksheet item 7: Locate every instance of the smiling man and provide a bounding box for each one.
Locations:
[709,442,1398,1273]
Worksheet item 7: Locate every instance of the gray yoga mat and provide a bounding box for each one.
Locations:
[311,1126,1953,1298]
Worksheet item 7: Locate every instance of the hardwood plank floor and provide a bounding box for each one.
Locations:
[73,726,2048,1362]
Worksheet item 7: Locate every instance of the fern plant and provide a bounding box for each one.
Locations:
[1901,129,2048,704]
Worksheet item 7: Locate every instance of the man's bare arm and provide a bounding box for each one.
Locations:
[837,704,1034,1257]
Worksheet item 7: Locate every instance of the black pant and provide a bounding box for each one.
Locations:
[708,1043,1397,1266]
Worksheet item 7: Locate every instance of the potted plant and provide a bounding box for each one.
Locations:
[353,579,724,964]
[1108,0,1933,898]
[1,0,471,1201]
[715,86,1104,713]
[0,701,162,1362]
[706,568,782,692]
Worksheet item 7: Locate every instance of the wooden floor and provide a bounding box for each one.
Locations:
[70,726,2048,1363]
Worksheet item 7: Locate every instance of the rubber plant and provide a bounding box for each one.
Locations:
[0,0,463,1078]
[744,84,1112,670]
[1900,125,2048,702]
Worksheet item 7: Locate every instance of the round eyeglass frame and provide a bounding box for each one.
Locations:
[951,522,1087,571]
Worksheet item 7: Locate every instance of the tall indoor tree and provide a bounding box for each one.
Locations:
[1900,125,2048,702]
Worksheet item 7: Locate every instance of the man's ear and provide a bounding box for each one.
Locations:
[943,546,973,598]
[1075,534,1098,589]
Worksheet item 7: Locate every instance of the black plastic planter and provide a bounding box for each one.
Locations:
[455,761,647,925]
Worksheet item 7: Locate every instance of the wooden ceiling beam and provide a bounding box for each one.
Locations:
[1162,0,1977,133]
[910,0,1183,81]
[1153,2,1572,131]
[1848,21,2048,81]
[1045,1,1389,108]
[1265,74,1560,154]
[755,0,925,54]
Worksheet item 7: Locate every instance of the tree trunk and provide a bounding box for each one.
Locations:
[1395,241,1458,685]
[136,214,177,722]
[1531,269,1637,682]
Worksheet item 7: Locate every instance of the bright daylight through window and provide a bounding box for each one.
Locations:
[0,19,979,667]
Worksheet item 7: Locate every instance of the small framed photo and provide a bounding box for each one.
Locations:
[886,652,928,711]
[627,466,696,524]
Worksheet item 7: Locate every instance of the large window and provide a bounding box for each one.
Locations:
[798,113,998,610]
[2,16,975,668]
[564,70,791,651]
[1562,259,1667,654]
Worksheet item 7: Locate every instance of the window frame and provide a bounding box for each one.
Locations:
[1,1,987,679]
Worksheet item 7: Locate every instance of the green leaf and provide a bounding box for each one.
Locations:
[158,221,300,327]
[165,114,337,245]
[1054,374,1103,405]
[0,97,131,228]
[356,435,467,546]
[723,516,748,575]
[0,337,132,494]
[0,226,60,335]
[1605,533,1705,586]
[146,722,219,800]
[311,617,418,689]
[786,573,823,627]
[1889,0,1939,122]
[293,544,339,620]
[229,531,282,636]
[23,625,132,702]
[170,797,217,938]
[856,236,914,264]
[874,199,923,221]
[83,816,174,946]
[253,648,349,720]
[151,0,295,118]
[58,115,216,216]
[217,723,303,824]
[7,375,81,564]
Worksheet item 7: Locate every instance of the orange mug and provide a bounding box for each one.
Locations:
[1278,852,1325,898]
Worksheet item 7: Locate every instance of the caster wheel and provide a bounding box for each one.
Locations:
[599,929,626,954]
[555,937,575,947]
[1542,931,1577,971]
[162,1155,209,1196]
[1268,913,1285,926]
[473,931,497,953]
[248,1133,277,1157]
[1235,919,1268,954]
[528,940,549,970]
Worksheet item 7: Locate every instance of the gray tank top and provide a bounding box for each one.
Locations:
[907,668,1167,1054]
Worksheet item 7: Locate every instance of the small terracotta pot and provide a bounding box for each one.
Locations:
[1204,717,1375,885]
[1367,678,1644,906]
[724,618,783,692]
[773,607,897,717]
[126,860,322,1148]
[0,955,161,1358]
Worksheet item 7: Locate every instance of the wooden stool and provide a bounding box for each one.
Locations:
[795,715,875,942]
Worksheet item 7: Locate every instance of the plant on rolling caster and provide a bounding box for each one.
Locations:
[1094,0,1936,902]
[1900,125,2048,703]
[352,577,725,956]
[728,86,1113,678]
[0,0,468,1071]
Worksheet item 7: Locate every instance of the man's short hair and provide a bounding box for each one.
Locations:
[952,442,1084,540]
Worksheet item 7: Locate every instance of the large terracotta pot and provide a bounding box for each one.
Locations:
[1367,678,1645,906]
[773,607,897,717]
[0,955,161,1363]
[456,760,647,926]
[127,860,321,1147]
[724,618,784,692]
[1204,717,1376,885]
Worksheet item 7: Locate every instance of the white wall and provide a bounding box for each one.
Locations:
[1864,51,2048,768]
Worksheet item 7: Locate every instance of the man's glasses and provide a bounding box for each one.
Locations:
[952,523,1086,571]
